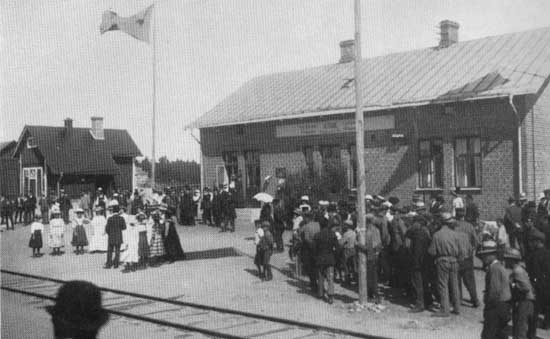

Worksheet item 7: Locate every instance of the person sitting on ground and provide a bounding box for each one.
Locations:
[47,280,109,339]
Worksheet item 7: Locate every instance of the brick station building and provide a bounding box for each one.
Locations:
[191,21,550,220]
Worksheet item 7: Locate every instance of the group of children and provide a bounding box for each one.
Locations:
[26,201,183,273]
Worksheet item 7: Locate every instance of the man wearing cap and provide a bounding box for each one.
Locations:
[104,201,126,269]
[455,208,480,308]
[504,247,536,339]
[427,212,462,317]
[478,241,511,339]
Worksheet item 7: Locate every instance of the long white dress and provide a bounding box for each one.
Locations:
[48,218,65,248]
[88,215,108,252]
[121,225,139,263]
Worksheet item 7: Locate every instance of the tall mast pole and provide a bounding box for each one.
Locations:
[151,5,157,190]
[354,0,367,304]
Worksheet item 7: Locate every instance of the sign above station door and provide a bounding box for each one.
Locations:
[275,115,395,138]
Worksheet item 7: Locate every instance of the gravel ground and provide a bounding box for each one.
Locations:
[2,219,549,339]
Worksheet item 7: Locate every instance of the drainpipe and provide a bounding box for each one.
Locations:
[508,95,522,198]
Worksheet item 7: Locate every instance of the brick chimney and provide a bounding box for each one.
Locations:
[64,118,73,130]
[90,117,104,140]
[439,20,459,48]
[339,40,355,63]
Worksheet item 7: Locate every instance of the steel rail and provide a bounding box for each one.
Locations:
[1,269,390,339]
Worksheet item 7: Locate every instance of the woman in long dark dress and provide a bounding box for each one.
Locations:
[163,207,185,262]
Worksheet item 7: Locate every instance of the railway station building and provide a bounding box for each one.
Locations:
[12,117,142,198]
[191,22,550,220]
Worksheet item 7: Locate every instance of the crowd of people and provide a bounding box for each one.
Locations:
[252,189,550,339]
[3,183,550,338]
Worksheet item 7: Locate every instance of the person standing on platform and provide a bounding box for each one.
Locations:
[299,211,320,292]
[314,216,338,304]
[94,188,107,217]
[88,207,108,253]
[71,208,89,255]
[163,205,185,263]
[427,212,462,317]
[29,215,44,257]
[259,221,274,281]
[48,206,65,256]
[464,194,480,225]
[504,247,537,339]
[1,195,14,230]
[200,188,213,226]
[273,199,286,252]
[39,194,49,224]
[211,187,222,228]
[454,208,480,308]
[478,241,511,339]
[179,186,195,226]
[356,213,383,303]
[504,197,523,252]
[135,212,150,269]
[58,190,71,224]
[121,215,139,273]
[450,189,464,217]
[148,210,166,267]
[104,201,126,269]
[406,214,432,312]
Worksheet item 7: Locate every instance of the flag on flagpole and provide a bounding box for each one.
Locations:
[100,5,154,43]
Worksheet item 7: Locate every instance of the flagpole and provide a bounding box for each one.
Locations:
[151,4,157,190]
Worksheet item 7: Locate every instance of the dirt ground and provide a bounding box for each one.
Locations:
[2,218,549,339]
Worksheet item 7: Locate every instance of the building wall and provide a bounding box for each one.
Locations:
[200,98,521,219]
[0,159,19,198]
[203,155,225,189]
[523,85,550,200]
[114,158,133,192]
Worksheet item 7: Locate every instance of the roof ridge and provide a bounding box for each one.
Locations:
[26,125,130,132]
[247,25,550,80]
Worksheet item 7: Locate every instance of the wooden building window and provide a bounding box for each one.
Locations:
[418,139,443,188]
[455,137,481,188]
[244,151,261,197]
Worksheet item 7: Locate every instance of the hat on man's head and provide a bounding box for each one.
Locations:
[46,280,109,332]
[136,212,147,221]
[388,197,400,205]
[365,194,374,201]
[74,208,84,214]
[301,195,309,202]
[440,212,455,224]
[476,240,499,257]
[503,247,522,261]
[375,195,386,201]
[519,192,528,201]
[107,200,119,208]
[50,206,61,215]
[318,200,329,207]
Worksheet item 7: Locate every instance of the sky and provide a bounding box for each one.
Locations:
[2,0,550,162]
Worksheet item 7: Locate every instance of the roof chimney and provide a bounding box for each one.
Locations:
[439,20,459,48]
[64,118,73,130]
[339,40,355,63]
[90,117,104,140]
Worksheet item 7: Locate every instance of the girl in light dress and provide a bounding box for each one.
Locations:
[29,215,44,257]
[48,206,65,255]
[121,215,139,273]
[71,208,89,254]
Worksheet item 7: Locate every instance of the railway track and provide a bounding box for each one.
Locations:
[1,269,389,339]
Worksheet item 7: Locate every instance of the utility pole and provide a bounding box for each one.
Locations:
[354,0,367,304]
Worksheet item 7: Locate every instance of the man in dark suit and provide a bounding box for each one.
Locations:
[104,201,126,269]
[314,219,338,304]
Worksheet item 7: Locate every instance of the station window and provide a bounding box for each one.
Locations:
[222,151,238,180]
[418,139,443,188]
[455,137,481,188]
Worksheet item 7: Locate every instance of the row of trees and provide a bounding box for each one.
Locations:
[135,157,200,187]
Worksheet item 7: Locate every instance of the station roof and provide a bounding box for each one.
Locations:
[192,26,550,129]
